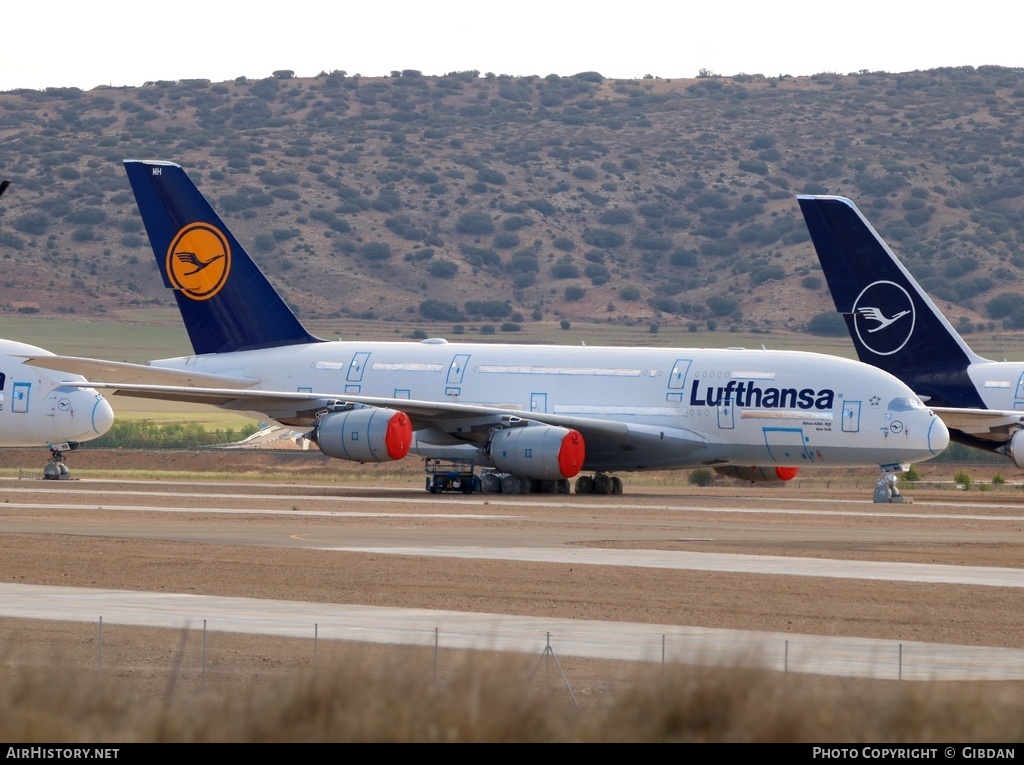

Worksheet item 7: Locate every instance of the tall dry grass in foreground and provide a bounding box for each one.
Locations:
[1,652,1022,743]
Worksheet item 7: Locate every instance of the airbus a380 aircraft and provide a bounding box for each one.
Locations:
[28,161,948,493]
[799,194,1024,468]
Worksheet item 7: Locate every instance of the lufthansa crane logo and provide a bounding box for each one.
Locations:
[852,280,915,356]
[166,223,231,301]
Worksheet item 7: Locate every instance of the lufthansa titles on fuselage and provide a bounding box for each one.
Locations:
[689,379,835,410]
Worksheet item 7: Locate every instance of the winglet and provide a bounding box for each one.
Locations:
[124,160,322,355]
[798,195,989,408]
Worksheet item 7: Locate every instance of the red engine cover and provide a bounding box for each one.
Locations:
[315,407,412,463]
[489,425,585,479]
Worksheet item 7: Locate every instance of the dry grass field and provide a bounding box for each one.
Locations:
[3,649,1023,743]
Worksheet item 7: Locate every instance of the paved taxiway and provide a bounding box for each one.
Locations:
[2,477,1024,680]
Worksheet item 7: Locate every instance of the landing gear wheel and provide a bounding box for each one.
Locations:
[594,473,613,495]
[575,475,595,494]
[610,476,623,494]
[43,447,71,480]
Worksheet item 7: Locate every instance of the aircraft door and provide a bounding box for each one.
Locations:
[445,354,471,398]
[717,398,734,429]
[666,358,692,402]
[1015,373,1024,407]
[347,352,371,383]
[12,381,29,414]
[842,400,861,432]
[763,427,812,463]
[447,354,471,385]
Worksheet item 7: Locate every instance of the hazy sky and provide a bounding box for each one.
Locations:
[4,1,1023,91]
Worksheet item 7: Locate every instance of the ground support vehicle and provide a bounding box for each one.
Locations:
[424,458,479,494]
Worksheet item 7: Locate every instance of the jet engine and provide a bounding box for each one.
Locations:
[714,465,799,482]
[1006,429,1024,469]
[314,407,412,463]
[488,425,585,480]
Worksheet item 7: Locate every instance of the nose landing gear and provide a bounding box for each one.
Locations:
[43,446,73,480]
[873,469,904,503]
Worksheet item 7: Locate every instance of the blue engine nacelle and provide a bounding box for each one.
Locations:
[314,407,412,463]
[488,425,585,480]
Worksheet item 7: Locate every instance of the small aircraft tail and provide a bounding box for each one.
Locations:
[797,195,986,408]
[124,160,322,355]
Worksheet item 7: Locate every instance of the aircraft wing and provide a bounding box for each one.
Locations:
[931,407,1024,443]
[72,380,631,435]
[23,355,259,388]
[64,380,708,457]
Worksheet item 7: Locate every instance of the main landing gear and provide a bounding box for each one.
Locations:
[574,472,623,495]
[478,473,571,493]
[460,470,627,495]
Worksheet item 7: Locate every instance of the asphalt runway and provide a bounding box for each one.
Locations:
[2,476,1024,680]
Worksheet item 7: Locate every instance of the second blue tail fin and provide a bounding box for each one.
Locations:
[798,195,986,408]
[124,160,322,355]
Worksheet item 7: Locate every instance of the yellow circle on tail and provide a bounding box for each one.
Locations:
[166,223,231,300]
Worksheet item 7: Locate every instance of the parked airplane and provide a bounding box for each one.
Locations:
[0,181,115,475]
[28,162,949,493]
[798,194,1024,467]
[0,339,114,448]
[0,339,115,475]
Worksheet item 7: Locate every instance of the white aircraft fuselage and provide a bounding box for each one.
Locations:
[145,339,947,473]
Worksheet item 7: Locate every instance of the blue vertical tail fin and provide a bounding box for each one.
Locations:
[124,160,322,355]
[798,194,986,408]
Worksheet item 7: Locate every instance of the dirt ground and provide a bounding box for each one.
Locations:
[1,447,1023,653]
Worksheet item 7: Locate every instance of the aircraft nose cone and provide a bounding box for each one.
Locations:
[928,411,950,456]
[91,394,115,437]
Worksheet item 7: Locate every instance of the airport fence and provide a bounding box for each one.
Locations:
[3,615,1024,707]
